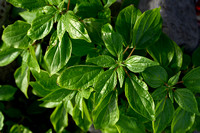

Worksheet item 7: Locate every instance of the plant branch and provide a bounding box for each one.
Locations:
[127,47,136,59]
[123,67,131,78]
[176,81,184,84]
[123,45,129,54]
[67,0,70,11]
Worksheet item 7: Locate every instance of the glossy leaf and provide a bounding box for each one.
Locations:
[40,89,75,103]
[0,111,4,130]
[115,114,145,133]
[152,86,167,101]
[87,55,116,68]
[48,0,62,6]
[124,55,159,73]
[147,33,175,66]
[31,70,61,92]
[182,67,200,92]
[142,66,168,88]
[132,8,162,49]
[174,89,199,114]
[44,33,72,75]
[30,82,52,97]
[10,124,32,133]
[72,39,95,56]
[103,0,116,8]
[94,69,117,105]
[115,5,142,44]
[192,45,200,67]
[93,91,119,129]
[0,48,21,66]
[101,23,124,57]
[125,76,155,121]
[153,98,174,133]
[57,19,66,40]
[61,11,91,42]
[28,11,56,40]
[0,85,17,101]
[73,0,103,19]
[7,0,47,10]
[83,18,107,45]
[14,66,30,98]
[50,102,68,133]
[2,21,32,49]
[117,66,125,88]
[168,71,181,86]
[57,65,102,90]
[169,43,183,73]
[171,107,195,133]
[72,93,92,131]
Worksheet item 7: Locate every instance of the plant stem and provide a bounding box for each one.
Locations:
[123,67,131,78]
[123,45,129,54]
[127,47,136,59]
[67,0,70,11]
[176,81,184,84]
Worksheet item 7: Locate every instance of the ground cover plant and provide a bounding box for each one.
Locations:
[1,0,200,132]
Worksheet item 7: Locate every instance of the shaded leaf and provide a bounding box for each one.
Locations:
[115,5,141,45]
[132,8,162,49]
[168,71,181,86]
[117,66,125,88]
[10,124,32,133]
[142,65,168,88]
[171,107,195,133]
[0,85,17,101]
[0,111,4,130]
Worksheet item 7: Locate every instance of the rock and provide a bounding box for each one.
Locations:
[139,0,199,53]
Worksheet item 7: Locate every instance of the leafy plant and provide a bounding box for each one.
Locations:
[0,0,200,132]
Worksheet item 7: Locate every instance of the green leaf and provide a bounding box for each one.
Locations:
[30,82,52,97]
[101,23,124,57]
[142,65,168,88]
[72,93,92,131]
[10,124,32,133]
[115,114,145,133]
[7,0,47,10]
[192,45,200,67]
[72,39,95,56]
[168,43,183,73]
[87,55,116,68]
[125,76,155,121]
[19,10,43,24]
[0,85,17,101]
[147,33,175,66]
[28,10,56,40]
[57,19,66,41]
[153,98,174,133]
[61,11,91,43]
[117,66,125,88]
[93,91,119,129]
[171,107,195,133]
[14,66,30,98]
[44,33,72,75]
[73,0,103,19]
[103,0,116,8]
[0,111,4,130]
[115,5,142,45]
[0,48,21,66]
[83,18,108,45]
[182,67,200,92]
[48,0,62,5]
[57,65,102,90]
[2,21,32,49]
[40,89,75,103]
[124,55,159,73]
[78,87,93,99]
[168,71,181,86]
[181,54,191,70]
[132,8,162,49]
[174,88,199,114]
[94,69,117,105]
[31,70,61,92]
[50,101,68,133]
[152,86,167,101]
